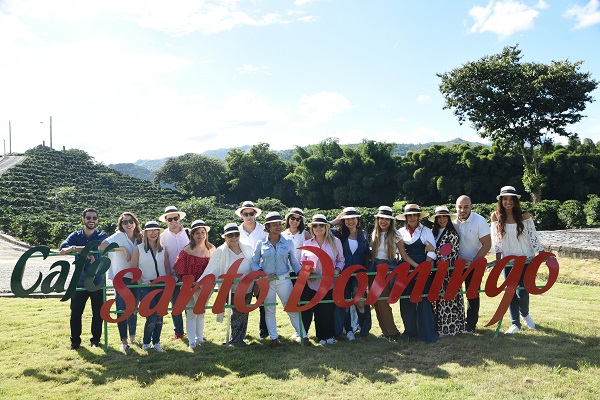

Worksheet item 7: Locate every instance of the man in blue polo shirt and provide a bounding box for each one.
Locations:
[60,208,108,350]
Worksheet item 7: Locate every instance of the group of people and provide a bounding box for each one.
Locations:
[60,185,544,351]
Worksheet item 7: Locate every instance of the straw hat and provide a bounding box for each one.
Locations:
[158,205,186,223]
[221,223,240,238]
[284,207,306,223]
[235,201,262,218]
[190,219,210,233]
[143,221,164,233]
[428,206,457,222]
[496,186,521,200]
[340,207,361,219]
[308,214,330,228]
[374,205,395,220]
[396,204,429,220]
[263,211,283,225]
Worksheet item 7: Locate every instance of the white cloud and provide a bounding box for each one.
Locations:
[296,91,353,124]
[1,0,315,37]
[236,64,271,75]
[564,0,600,29]
[468,0,548,38]
[294,0,317,6]
[416,95,431,104]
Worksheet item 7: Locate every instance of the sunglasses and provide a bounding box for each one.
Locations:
[289,216,302,222]
[226,232,241,238]
[122,219,135,225]
[85,216,98,220]
[242,212,255,217]
[167,216,180,222]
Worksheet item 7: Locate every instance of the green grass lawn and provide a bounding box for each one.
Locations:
[1,258,599,399]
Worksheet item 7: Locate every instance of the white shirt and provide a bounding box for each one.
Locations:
[491,219,544,261]
[238,222,266,250]
[453,211,491,262]
[160,228,189,275]
[106,231,138,279]
[136,244,168,283]
[398,224,437,260]
[282,230,307,263]
[374,231,401,260]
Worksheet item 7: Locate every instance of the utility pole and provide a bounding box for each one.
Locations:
[8,121,11,155]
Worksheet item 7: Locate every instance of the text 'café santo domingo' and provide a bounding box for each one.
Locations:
[11,240,560,327]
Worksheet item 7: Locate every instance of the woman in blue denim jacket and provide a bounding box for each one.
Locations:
[250,211,308,348]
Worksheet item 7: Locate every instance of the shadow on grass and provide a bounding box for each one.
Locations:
[20,324,599,387]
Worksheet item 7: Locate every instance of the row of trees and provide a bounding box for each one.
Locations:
[153,136,600,209]
[155,45,598,209]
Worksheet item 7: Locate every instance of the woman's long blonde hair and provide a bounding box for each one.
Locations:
[371,217,397,261]
[311,225,339,258]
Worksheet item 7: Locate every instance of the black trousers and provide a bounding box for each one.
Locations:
[70,288,104,346]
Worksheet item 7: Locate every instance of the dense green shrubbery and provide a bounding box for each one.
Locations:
[557,200,586,229]
[584,195,600,226]
[530,200,563,231]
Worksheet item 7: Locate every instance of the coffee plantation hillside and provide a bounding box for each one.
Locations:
[2,146,599,249]
[0,146,191,248]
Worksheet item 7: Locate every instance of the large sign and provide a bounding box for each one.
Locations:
[10,242,559,327]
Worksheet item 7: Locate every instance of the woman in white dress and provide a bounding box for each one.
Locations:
[491,186,544,334]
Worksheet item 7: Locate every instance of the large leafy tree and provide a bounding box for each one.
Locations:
[438,45,597,202]
[225,143,296,205]
[153,153,226,198]
[287,138,344,209]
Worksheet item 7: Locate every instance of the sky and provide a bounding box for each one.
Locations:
[1,0,599,165]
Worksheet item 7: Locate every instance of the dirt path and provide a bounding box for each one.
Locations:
[0,155,27,176]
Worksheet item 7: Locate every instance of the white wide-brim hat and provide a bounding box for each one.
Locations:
[284,207,306,223]
[340,207,361,219]
[190,219,210,233]
[159,205,186,223]
[308,214,331,228]
[221,223,240,238]
[396,204,430,220]
[143,221,164,233]
[263,211,283,225]
[497,185,522,200]
[428,206,457,222]
[374,205,395,219]
[235,201,262,218]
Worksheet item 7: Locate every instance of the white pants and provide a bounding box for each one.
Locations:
[184,297,205,344]
[264,276,305,340]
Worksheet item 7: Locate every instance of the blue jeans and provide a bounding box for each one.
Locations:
[140,288,163,345]
[333,277,372,338]
[171,284,184,335]
[504,264,530,328]
[116,277,138,341]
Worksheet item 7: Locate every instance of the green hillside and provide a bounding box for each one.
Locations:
[0,146,187,247]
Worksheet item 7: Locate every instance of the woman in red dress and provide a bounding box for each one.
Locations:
[173,220,215,348]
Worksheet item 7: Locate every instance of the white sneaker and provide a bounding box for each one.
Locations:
[326,338,336,345]
[189,341,197,349]
[291,331,301,342]
[142,344,151,350]
[153,343,163,352]
[319,339,327,345]
[505,324,522,334]
[346,331,356,341]
[522,314,536,329]
[120,343,130,351]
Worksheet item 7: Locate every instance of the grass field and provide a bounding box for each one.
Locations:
[0,258,599,399]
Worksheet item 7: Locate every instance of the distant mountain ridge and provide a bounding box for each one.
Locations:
[109,138,486,181]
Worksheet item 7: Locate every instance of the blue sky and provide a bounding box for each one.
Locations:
[1,0,599,164]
